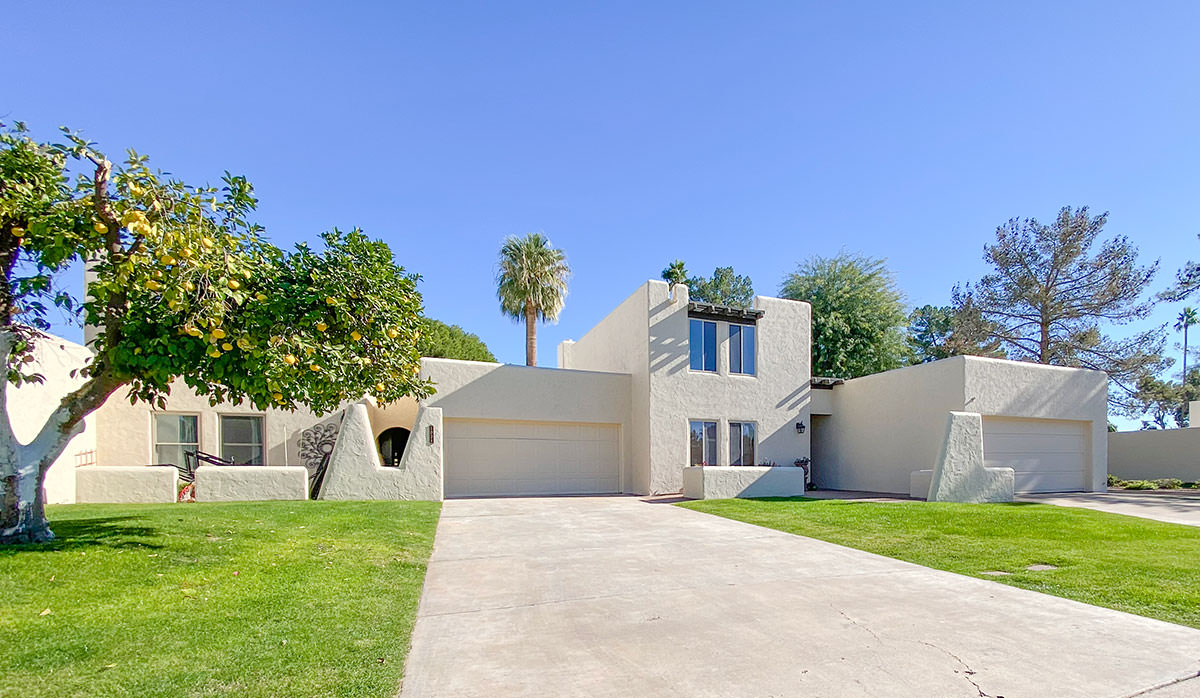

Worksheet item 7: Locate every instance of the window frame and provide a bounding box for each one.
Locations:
[218,413,266,465]
[688,319,718,373]
[151,412,200,466]
[728,421,757,466]
[688,419,718,466]
[729,323,757,376]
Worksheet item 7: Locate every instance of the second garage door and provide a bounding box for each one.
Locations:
[982,417,1089,493]
[444,419,620,497]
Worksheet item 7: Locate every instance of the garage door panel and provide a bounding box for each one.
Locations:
[444,419,620,497]
[982,417,1087,494]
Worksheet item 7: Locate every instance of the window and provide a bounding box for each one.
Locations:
[729,324,756,375]
[729,422,756,465]
[153,414,198,466]
[689,420,717,465]
[689,319,717,372]
[220,415,264,465]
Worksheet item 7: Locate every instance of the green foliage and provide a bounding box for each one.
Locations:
[1161,234,1200,302]
[779,252,909,378]
[1,123,432,416]
[661,259,688,287]
[954,206,1165,405]
[1131,368,1199,429]
[1,501,439,697]
[680,497,1200,629]
[417,317,495,361]
[687,266,754,308]
[1122,480,1158,490]
[906,304,1005,363]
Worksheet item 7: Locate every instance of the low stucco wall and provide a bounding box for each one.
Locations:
[682,466,807,499]
[1109,429,1200,481]
[194,465,309,502]
[76,466,177,504]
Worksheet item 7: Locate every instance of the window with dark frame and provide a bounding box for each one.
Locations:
[729,421,756,465]
[729,323,756,375]
[689,319,717,372]
[689,420,717,465]
[220,415,264,465]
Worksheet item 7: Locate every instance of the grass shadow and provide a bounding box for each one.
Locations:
[0,515,163,555]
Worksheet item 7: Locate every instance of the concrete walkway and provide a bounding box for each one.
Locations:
[400,496,1200,697]
[1021,490,1200,527]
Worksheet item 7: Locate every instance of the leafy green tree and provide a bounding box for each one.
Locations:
[687,266,754,308]
[661,259,688,287]
[954,206,1165,405]
[907,303,1005,363]
[0,123,430,543]
[417,317,495,362]
[496,233,570,367]
[779,253,908,378]
[1132,369,1199,429]
[1176,307,1198,380]
[1161,234,1200,302]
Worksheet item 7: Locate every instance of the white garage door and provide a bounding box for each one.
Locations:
[444,419,620,497]
[982,417,1088,493]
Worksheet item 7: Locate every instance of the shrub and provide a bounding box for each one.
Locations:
[1154,478,1184,490]
[1123,480,1158,490]
[1107,474,1121,487]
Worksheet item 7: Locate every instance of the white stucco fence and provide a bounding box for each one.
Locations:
[195,465,309,502]
[76,466,177,504]
[682,466,807,499]
[319,403,443,501]
[1108,428,1200,481]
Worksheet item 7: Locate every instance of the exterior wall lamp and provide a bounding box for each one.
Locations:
[795,421,806,434]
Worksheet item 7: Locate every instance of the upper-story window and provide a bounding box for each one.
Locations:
[729,323,756,375]
[689,319,717,372]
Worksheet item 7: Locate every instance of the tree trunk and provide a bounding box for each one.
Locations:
[524,302,537,367]
[1184,325,1189,381]
[0,332,121,544]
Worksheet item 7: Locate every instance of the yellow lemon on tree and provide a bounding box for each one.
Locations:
[208,348,221,358]
[221,342,233,351]
[309,363,321,372]
[93,222,107,234]
[211,328,227,340]
[184,281,196,292]
[283,354,297,366]
[255,292,267,301]
[387,328,399,339]
[375,382,386,393]
[200,237,215,249]
[316,322,328,332]
[351,331,362,341]
[227,279,241,290]
[273,392,284,402]
[325,296,336,305]
[145,280,162,291]
[11,227,24,237]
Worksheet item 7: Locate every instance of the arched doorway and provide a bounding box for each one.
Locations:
[378,427,411,467]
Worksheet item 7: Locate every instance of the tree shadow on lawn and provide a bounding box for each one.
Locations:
[0,515,164,555]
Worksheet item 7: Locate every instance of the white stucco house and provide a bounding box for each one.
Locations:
[28,279,1109,504]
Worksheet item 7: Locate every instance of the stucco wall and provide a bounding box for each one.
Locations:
[421,358,633,492]
[1109,429,1200,481]
[962,356,1108,492]
[645,283,813,494]
[94,378,333,468]
[317,403,442,500]
[813,359,965,493]
[10,335,98,504]
[195,465,309,502]
[814,356,1109,494]
[559,284,652,493]
[76,465,177,504]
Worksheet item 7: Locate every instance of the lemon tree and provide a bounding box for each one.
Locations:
[0,122,431,543]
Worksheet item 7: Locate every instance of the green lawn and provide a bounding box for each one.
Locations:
[679,497,1200,628]
[0,500,440,698]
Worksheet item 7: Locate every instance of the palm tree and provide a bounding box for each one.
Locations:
[496,233,570,367]
[1177,307,1199,380]
[661,260,688,287]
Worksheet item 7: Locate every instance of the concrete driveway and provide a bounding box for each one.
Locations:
[399,496,1200,697]
[1021,490,1200,527]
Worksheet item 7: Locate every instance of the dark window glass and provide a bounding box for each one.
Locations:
[220,415,263,465]
[689,420,717,465]
[689,319,717,372]
[729,422,757,465]
[730,324,756,375]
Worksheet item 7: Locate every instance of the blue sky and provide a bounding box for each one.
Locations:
[7,2,1199,422]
